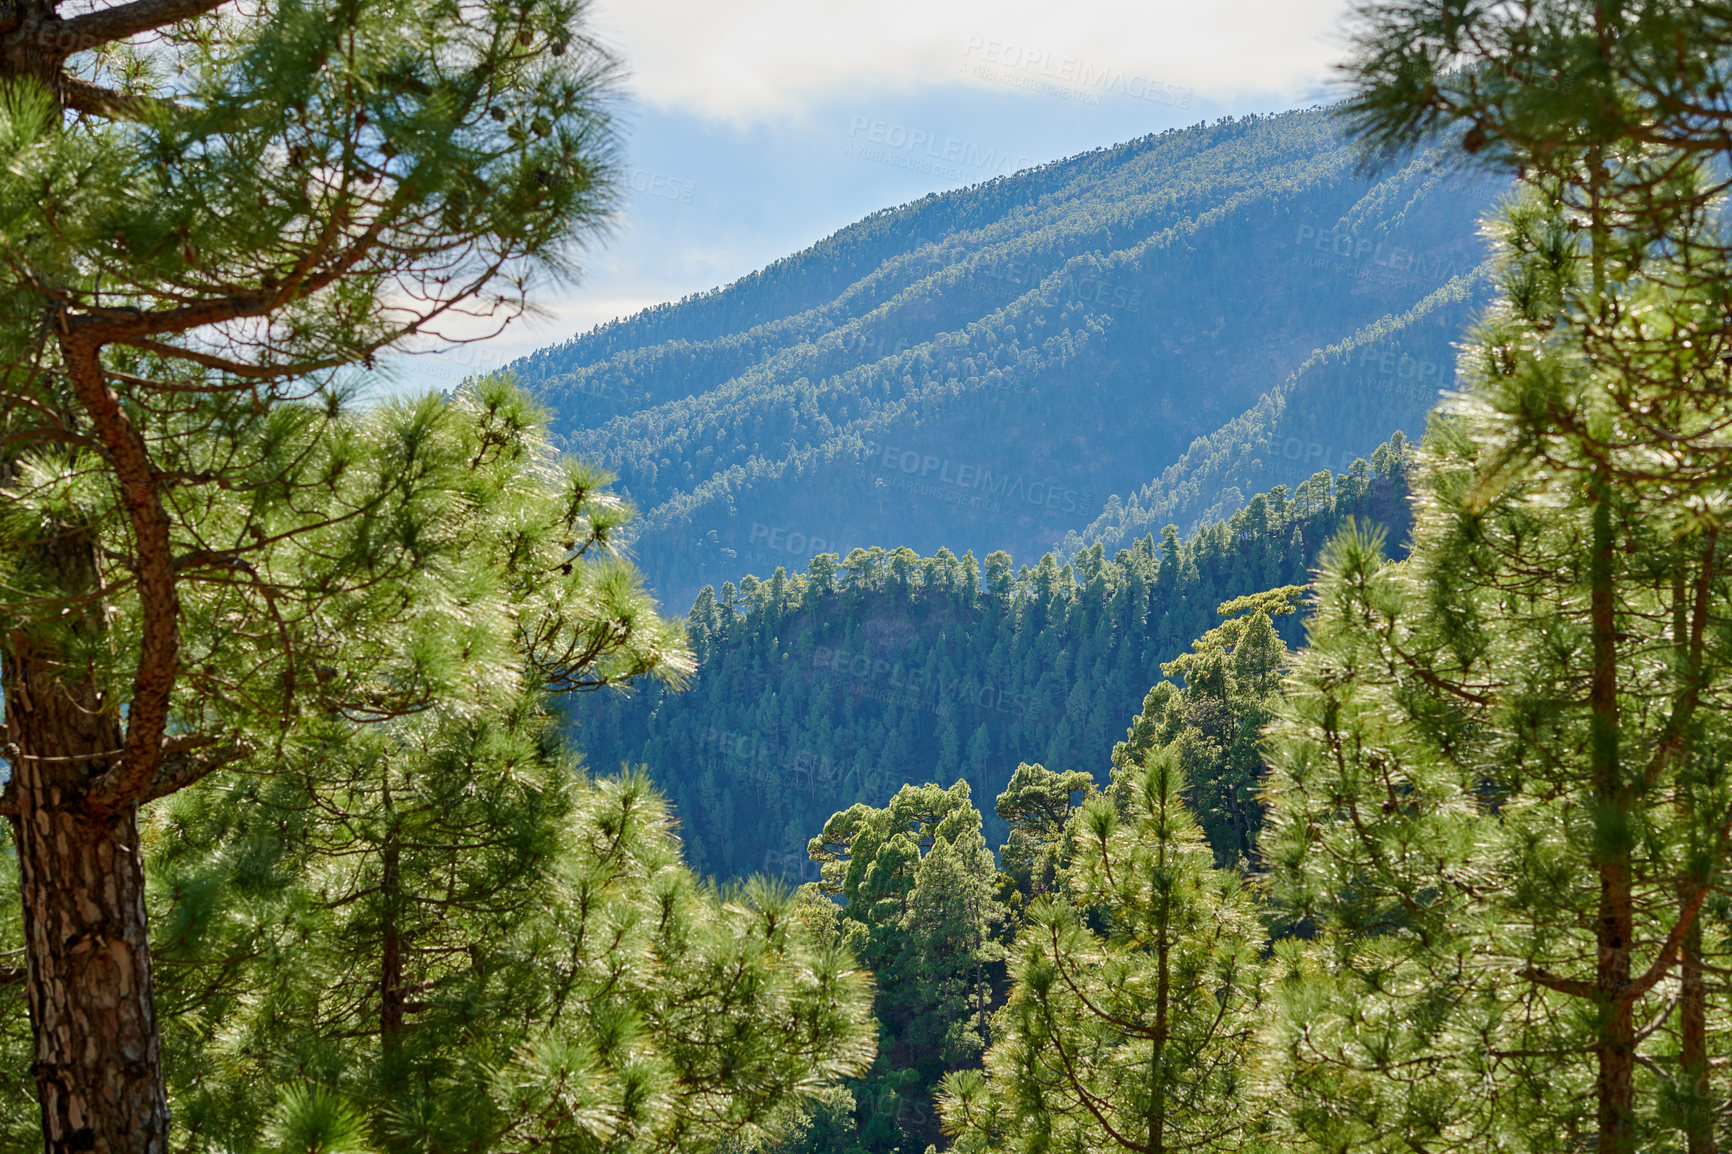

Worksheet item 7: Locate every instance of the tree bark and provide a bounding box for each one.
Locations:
[8,637,170,1154]
[1588,490,1635,1154]
[1681,913,1714,1154]
[380,827,405,1052]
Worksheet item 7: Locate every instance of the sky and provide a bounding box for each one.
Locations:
[402,0,1355,392]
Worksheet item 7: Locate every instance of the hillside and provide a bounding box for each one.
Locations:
[507,108,1500,608]
[568,437,1417,880]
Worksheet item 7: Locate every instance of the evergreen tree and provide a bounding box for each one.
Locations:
[140,696,875,1153]
[576,449,1415,882]
[1281,6,1732,1147]
[994,762,1095,907]
[1108,589,1301,864]
[806,782,1008,1154]
[1260,182,1732,1151]
[0,0,632,1136]
[940,752,1268,1154]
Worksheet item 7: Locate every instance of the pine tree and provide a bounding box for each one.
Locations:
[1109,589,1300,863]
[0,0,634,1139]
[806,781,1008,1154]
[140,696,875,1153]
[940,751,1268,1154]
[1260,182,1732,1151]
[994,762,1095,906]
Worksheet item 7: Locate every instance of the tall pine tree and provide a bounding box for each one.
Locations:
[137,698,876,1153]
[0,0,642,1135]
[806,781,1008,1154]
[1261,179,1732,1151]
[941,751,1268,1154]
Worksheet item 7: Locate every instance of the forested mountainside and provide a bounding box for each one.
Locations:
[1063,267,1479,552]
[507,109,1501,608]
[568,436,1415,881]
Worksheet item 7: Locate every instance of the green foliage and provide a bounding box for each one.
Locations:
[142,700,875,1153]
[1103,590,1297,866]
[573,441,1415,881]
[940,754,1269,1154]
[1259,180,1732,1151]
[0,0,636,778]
[0,826,26,1151]
[0,379,904,1150]
[806,782,1008,1154]
[1065,273,1485,556]
[264,1086,374,1154]
[993,762,1095,906]
[2,0,618,367]
[507,111,1495,605]
[0,371,691,800]
[1157,585,1303,686]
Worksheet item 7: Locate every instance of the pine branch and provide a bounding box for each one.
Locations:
[1519,964,1597,1000]
[58,335,179,811]
[140,738,249,804]
[59,75,161,120]
[55,0,231,55]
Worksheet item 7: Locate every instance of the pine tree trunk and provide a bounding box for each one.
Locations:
[8,641,170,1154]
[1588,492,1635,1154]
[1596,871,1635,1154]
[1681,915,1714,1154]
[380,829,405,1051]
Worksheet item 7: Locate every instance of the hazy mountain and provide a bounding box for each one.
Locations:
[505,107,1501,610]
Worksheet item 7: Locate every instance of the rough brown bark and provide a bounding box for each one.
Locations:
[1595,868,1635,1153]
[0,329,180,1152]
[1,0,231,97]
[1681,914,1714,1154]
[57,335,178,806]
[8,635,170,1154]
[0,0,66,88]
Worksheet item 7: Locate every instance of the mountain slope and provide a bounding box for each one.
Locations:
[1063,265,1484,553]
[507,109,1500,608]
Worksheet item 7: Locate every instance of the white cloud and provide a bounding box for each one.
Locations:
[589,0,1352,124]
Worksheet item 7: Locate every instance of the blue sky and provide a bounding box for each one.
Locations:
[398,0,1353,392]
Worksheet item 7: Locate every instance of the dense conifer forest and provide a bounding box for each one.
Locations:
[569,435,1416,880]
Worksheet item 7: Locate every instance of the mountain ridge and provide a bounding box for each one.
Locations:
[503,107,1501,609]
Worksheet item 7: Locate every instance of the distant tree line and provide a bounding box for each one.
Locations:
[569,435,1416,881]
